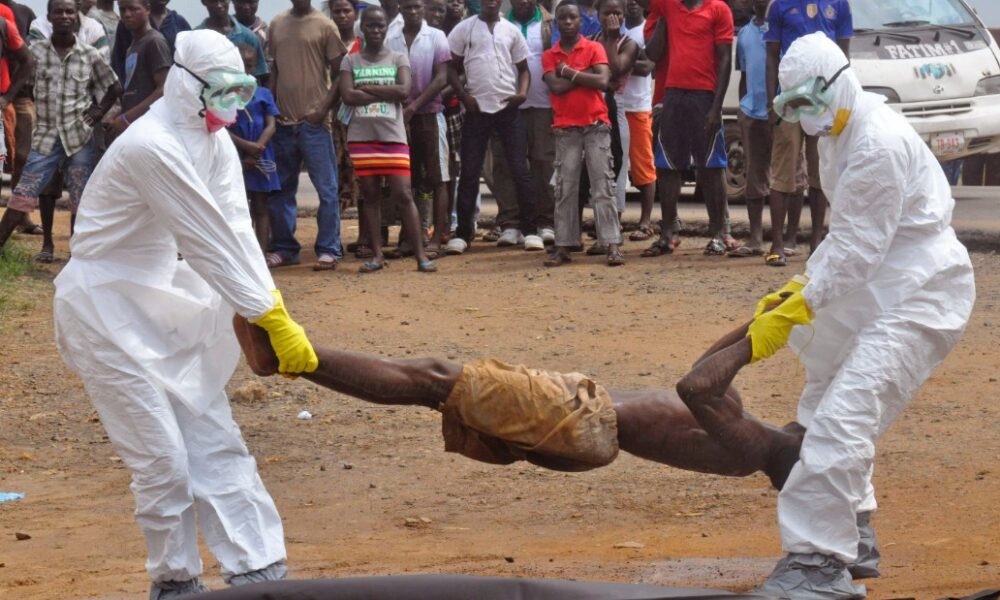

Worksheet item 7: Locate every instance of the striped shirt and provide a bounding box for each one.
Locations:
[31,37,118,156]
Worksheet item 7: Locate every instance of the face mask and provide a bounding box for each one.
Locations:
[774,63,851,123]
[205,106,238,133]
[800,110,835,137]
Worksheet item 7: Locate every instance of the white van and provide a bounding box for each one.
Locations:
[723,0,1000,198]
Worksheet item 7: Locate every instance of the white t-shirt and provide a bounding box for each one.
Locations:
[448,16,530,114]
[515,19,550,110]
[622,22,652,112]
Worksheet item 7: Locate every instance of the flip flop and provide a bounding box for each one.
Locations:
[266,253,299,269]
[358,260,386,273]
[728,245,765,258]
[417,260,437,273]
[543,252,572,267]
[765,253,787,267]
[628,225,655,242]
[313,254,338,271]
[607,250,626,267]
[586,243,607,256]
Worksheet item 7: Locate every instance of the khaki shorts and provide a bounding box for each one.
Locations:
[739,113,772,200]
[770,118,820,194]
[440,359,619,470]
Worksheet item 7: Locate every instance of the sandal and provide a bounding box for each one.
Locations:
[728,245,765,258]
[628,225,655,242]
[765,253,787,267]
[266,253,299,269]
[586,243,607,256]
[640,239,673,258]
[722,235,739,253]
[20,224,44,235]
[424,247,441,260]
[543,252,572,267]
[482,227,501,242]
[313,253,338,271]
[355,245,374,259]
[34,249,55,263]
[607,249,625,267]
[417,260,437,273]
[358,260,386,273]
[704,238,726,256]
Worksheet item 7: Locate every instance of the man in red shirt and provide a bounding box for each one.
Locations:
[541,1,623,268]
[641,0,733,258]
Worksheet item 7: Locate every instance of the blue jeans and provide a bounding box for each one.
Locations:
[8,137,97,214]
[269,122,341,261]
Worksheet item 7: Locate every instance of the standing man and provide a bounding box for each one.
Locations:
[53,31,310,599]
[0,0,118,263]
[111,0,191,72]
[541,1,623,267]
[29,1,109,58]
[642,0,733,258]
[387,0,452,256]
[763,0,852,266]
[196,0,268,84]
[268,0,347,270]
[488,0,556,247]
[751,33,974,596]
[622,0,657,243]
[234,0,268,58]
[105,0,172,139]
[87,0,120,47]
[0,0,34,230]
[727,0,770,258]
[445,0,543,255]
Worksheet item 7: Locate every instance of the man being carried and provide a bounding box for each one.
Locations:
[235,308,802,488]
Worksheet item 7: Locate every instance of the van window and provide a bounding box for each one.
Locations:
[853,0,975,29]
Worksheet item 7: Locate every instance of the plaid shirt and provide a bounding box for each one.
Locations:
[31,37,118,156]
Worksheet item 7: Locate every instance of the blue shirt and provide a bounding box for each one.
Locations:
[551,7,602,43]
[764,0,852,56]
[228,86,281,193]
[196,16,269,77]
[737,20,768,120]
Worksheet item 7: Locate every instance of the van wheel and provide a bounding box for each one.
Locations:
[724,121,747,202]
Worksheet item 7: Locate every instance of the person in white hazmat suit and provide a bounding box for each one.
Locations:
[745,33,976,598]
[53,30,321,599]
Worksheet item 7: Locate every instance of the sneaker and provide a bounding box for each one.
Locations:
[523,234,545,251]
[497,228,524,247]
[849,512,881,579]
[444,237,468,255]
[540,227,556,244]
[758,553,866,599]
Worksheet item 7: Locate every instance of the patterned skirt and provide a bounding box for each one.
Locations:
[347,141,411,177]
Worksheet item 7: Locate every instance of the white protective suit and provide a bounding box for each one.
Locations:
[778,33,976,563]
[53,31,286,583]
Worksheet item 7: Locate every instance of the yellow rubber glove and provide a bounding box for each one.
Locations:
[747,291,814,363]
[754,274,811,318]
[249,290,318,374]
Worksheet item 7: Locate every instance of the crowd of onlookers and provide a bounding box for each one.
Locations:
[0,0,868,272]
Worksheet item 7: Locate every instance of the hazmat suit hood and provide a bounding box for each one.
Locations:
[778,32,884,137]
[161,30,245,131]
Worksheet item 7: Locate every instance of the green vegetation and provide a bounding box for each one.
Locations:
[0,241,36,317]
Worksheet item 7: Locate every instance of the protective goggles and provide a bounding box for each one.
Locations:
[177,64,258,112]
[773,63,850,123]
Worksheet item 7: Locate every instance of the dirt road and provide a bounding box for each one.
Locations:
[1,219,997,599]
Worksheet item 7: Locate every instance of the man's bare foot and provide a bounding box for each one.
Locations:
[233,315,278,376]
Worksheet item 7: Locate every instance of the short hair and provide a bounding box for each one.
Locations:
[48,0,78,12]
[235,42,257,64]
[116,0,152,8]
[361,5,387,23]
[555,0,580,14]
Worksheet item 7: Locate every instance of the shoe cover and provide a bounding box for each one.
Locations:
[758,553,866,599]
[226,560,288,586]
[149,578,209,600]
[848,512,881,579]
